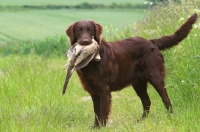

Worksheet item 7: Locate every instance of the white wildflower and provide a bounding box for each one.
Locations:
[173,49,176,53]
[194,9,200,13]
[193,24,198,29]
[179,18,185,21]
[195,22,200,29]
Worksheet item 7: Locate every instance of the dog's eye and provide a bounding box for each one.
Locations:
[87,28,93,32]
[77,27,82,31]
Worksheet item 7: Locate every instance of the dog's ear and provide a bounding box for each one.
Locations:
[66,23,76,45]
[91,21,102,44]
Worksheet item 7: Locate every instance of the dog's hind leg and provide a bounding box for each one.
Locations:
[132,80,151,120]
[149,71,173,113]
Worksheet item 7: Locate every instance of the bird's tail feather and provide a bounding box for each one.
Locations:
[62,66,74,95]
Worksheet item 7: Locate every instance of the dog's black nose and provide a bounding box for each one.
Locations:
[80,38,92,45]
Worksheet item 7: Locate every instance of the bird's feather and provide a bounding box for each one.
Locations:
[62,38,100,95]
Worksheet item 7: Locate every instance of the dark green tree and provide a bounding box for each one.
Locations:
[148,0,182,4]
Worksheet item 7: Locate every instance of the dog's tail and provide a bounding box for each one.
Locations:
[150,13,198,50]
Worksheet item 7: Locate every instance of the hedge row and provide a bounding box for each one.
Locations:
[0,36,69,57]
[0,2,149,11]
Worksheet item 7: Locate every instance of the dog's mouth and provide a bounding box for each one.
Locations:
[78,38,93,45]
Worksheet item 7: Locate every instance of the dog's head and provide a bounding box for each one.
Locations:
[66,20,102,46]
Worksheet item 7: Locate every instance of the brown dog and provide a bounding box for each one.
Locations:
[65,13,198,127]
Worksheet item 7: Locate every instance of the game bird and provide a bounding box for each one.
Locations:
[62,37,100,94]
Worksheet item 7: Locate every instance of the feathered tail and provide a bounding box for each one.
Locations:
[150,13,198,50]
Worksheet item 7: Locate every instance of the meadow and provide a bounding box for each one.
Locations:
[0,9,143,42]
[1,0,200,132]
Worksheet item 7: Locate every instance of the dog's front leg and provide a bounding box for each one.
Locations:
[99,86,111,127]
[91,94,100,128]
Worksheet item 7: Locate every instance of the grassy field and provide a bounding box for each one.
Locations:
[1,0,200,131]
[0,0,146,6]
[0,9,143,43]
[0,0,146,43]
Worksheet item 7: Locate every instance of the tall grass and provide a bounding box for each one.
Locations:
[135,0,200,104]
[0,55,93,131]
[0,56,199,131]
[133,1,200,131]
[1,1,200,131]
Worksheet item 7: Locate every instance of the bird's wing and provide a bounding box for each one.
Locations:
[74,53,96,70]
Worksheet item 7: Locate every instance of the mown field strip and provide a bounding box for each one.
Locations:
[0,9,143,42]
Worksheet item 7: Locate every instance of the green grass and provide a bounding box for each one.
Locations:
[1,0,200,131]
[0,0,146,6]
[0,54,199,131]
[0,9,143,43]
